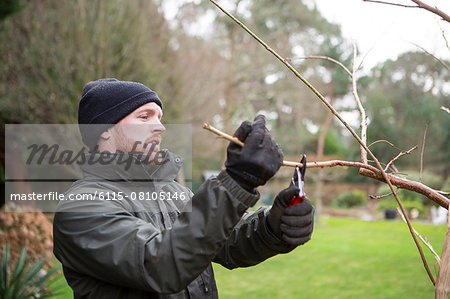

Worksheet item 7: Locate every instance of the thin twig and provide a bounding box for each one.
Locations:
[439,23,450,52]
[363,0,417,8]
[384,145,418,172]
[368,139,406,151]
[292,56,353,77]
[409,0,450,23]
[369,192,393,199]
[411,43,450,72]
[419,123,429,183]
[397,207,441,265]
[209,0,438,284]
[351,41,368,164]
[363,0,450,23]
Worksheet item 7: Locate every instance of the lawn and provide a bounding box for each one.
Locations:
[213,217,446,299]
[50,217,447,298]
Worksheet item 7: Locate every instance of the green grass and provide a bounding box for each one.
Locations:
[213,217,446,299]
[48,262,73,299]
[49,217,447,298]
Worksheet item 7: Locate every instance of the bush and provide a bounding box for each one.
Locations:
[0,245,61,298]
[376,186,427,216]
[0,210,53,268]
[378,197,426,216]
[332,190,368,208]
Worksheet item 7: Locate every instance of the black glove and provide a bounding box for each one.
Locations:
[225,114,283,193]
[267,184,315,246]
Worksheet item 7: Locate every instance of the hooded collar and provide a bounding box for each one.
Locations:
[79,148,184,183]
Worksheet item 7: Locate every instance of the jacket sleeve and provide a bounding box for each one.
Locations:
[213,206,297,270]
[53,170,259,294]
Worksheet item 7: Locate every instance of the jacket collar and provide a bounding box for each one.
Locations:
[79,148,184,183]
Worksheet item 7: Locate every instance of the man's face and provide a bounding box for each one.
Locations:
[108,102,165,157]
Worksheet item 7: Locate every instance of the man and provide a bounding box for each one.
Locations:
[53,78,314,298]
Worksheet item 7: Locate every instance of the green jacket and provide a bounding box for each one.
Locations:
[53,150,295,298]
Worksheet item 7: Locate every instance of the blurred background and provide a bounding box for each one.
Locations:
[0,0,449,298]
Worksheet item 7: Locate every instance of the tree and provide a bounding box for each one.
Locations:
[364,51,450,180]
[204,1,450,296]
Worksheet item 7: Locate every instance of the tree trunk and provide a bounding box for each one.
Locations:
[314,82,334,225]
[221,16,237,168]
[435,214,450,298]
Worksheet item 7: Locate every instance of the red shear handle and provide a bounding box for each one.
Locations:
[289,195,305,207]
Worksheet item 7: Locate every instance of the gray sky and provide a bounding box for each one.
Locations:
[163,0,450,71]
[314,0,450,70]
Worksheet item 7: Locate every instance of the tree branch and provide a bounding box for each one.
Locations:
[419,123,428,183]
[351,42,368,164]
[203,123,449,209]
[363,0,417,8]
[208,0,438,285]
[412,43,450,72]
[397,207,441,265]
[409,0,450,23]
[384,145,418,172]
[363,0,450,23]
[292,56,353,77]
[369,192,394,199]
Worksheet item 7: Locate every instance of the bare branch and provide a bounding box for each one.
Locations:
[437,190,450,196]
[436,213,450,297]
[368,139,406,152]
[351,41,368,164]
[419,123,428,183]
[439,23,450,52]
[397,208,441,265]
[363,0,417,8]
[208,0,439,284]
[369,192,393,199]
[409,0,450,23]
[203,123,449,209]
[292,56,353,78]
[411,43,450,72]
[363,0,450,23]
[384,145,418,172]
[360,168,449,209]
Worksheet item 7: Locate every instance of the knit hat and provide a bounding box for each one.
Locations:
[78,78,163,150]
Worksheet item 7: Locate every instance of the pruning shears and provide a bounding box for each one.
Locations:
[288,155,307,207]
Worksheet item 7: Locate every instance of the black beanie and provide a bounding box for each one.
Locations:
[78,78,163,150]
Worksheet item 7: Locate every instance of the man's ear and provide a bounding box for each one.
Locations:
[100,129,112,140]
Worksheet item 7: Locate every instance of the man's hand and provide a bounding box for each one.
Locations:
[267,185,314,246]
[225,114,283,193]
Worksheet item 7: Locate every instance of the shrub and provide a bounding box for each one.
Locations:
[376,186,427,216]
[0,210,53,268]
[332,190,368,208]
[0,245,61,298]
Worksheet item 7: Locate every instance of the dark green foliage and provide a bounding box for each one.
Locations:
[0,0,24,23]
[0,0,181,125]
[323,128,349,156]
[363,51,450,178]
[0,245,61,299]
[332,190,368,208]
[377,194,426,216]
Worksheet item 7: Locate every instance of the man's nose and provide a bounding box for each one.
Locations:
[151,122,166,135]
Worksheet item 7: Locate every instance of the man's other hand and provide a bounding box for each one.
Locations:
[225,114,283,193]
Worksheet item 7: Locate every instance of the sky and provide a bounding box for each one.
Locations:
[162,0,450,71]
[313,0,450,70]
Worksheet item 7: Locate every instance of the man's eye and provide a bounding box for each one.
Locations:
[139,115,148,119]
